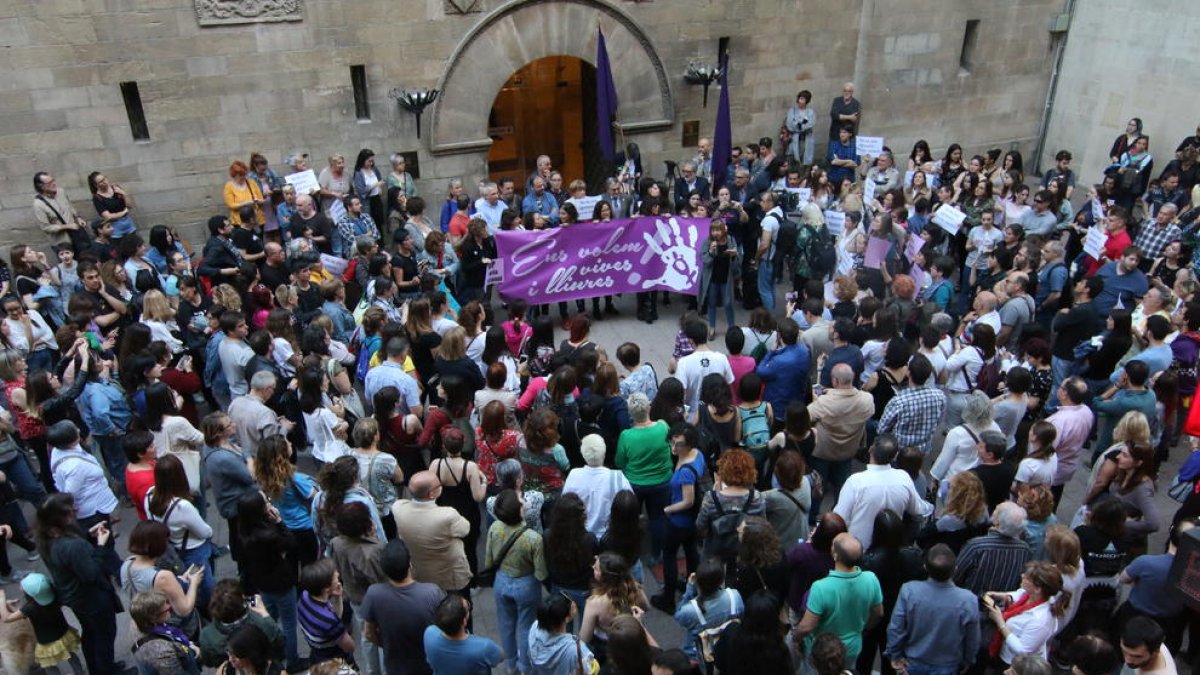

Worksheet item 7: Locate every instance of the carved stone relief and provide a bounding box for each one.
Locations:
[444,0,483,15]
[195,0,303,26]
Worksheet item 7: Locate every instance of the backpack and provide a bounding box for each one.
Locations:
[771,216,800,280]
[340,256,359,283]
[748,332,771,363]
[705,489,757,562]
[964,347,1003,397]
[801,223,837,278]
[737,403,771,452]
[690,589,741,669]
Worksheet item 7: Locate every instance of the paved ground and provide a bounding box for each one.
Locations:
[0,289,1191,673]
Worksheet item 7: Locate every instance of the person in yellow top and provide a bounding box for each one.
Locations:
[223,161,266,226]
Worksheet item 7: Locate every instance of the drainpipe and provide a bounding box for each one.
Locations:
[1032,0,1077,178]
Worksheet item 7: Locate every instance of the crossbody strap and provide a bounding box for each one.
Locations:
[36,195,66,224]
[491,526,529,569]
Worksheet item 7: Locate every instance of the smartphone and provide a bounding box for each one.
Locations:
[785,291,798,302]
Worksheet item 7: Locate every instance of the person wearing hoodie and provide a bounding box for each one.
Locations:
[529,592,598,675]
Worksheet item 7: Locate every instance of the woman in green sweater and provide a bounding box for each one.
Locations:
[615,392,673,565]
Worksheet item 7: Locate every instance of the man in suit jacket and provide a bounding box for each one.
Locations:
[601,177,633,220]
[673,160,711,212]
[391,471,472,595]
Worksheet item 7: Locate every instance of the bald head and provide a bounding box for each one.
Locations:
[296,194,315,214]
[409,471,441,500]
[831,363,855,388]
[975,291,998,313]
[832,532,863,567]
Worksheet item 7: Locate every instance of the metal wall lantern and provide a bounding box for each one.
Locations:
[389,88,441,138]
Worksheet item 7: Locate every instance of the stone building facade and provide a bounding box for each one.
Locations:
[0,0,1064,249]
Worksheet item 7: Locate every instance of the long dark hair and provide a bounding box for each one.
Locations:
[545,492,592,575]
[148,454,191,518]
[148,225,174,257]
[236,490,279,551]
[603,491,644,566]
[727,590,792,673]
[317,456,359,520]
[480,325,511,366]
[352,148,375,175]
[35,493,80,559]
[142,381,178,433]
[649,377,685,425]
[298,367,325,414]
[118,324,153,373]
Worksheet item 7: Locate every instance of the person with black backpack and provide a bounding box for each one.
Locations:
[695,449,764,571]
[651,424,710,614]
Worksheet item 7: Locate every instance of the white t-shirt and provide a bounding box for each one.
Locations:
[966,225,1004,270]
[760,207,783,260]
[675,349,734,412]
[1015,454,1058,486]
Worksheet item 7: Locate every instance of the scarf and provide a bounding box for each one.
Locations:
[987,594,1046,658]
[220,235,244,266]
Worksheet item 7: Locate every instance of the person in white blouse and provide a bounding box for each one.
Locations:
[984,560,1069,664]
[299,367,350,465]
[931,393,1001,490]
[141,290,184,354]
[1,297,56,365]
[145,453,215,607]
[143,382,206,503]
[940,323,996,428]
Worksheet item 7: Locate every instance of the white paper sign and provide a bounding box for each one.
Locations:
[1083,226,1108,260]
[855,136,885,157]
[567,195,603,222]
[862,178,877,204]
[1091,198,1106,223]
[823,210,846,236]
[319,253,348,277]
[932,204,967,236]
[485,259,503,288]
[795,187,812,204]
[836,249,855,276]
[285,169,320,194]
[327,198,347,224]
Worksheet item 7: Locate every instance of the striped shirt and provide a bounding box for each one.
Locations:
[953,532,1032,596]
[298,591,347,662]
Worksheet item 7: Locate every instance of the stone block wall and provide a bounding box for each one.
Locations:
[0,0,1062,251]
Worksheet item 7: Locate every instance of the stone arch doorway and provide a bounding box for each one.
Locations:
[486,56,601,192]
[430,0,673,167]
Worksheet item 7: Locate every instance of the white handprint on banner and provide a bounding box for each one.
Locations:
[638,217,699,291]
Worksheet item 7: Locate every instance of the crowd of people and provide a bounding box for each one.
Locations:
[4,88,1200,675]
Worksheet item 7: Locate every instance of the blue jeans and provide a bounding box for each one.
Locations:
[350,600,384,675]
[494,571,542,674]
[904,662,959,675]
[109,214,137,239]
[262,587,301,667]
[706,282,735,331]
[93,434,128,498]
[0,454,45,506]
[757,261,776,311]
[631,481,671,565]
[179,540,215,613]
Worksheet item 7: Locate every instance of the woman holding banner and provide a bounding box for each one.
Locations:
[459,217,494,305]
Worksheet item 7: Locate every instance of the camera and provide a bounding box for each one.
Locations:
[772,189,800,213]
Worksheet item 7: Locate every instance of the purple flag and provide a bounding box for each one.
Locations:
[711,53,732,191]
[596,28,619,162]
[493,217,711,304]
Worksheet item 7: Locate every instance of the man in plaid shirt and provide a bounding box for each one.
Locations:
[1133,202,1182,269]
[877,354,945,454]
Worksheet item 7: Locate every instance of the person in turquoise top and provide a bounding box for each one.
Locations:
[615,393,673,564]
[793,532,883,664]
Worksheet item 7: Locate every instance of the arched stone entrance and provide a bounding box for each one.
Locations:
[429,0,674,157]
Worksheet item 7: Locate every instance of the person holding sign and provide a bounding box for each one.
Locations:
[961,211,1004,314]
[859,150,901,194]
[827,125,860,187]
[1085,206,1133,277]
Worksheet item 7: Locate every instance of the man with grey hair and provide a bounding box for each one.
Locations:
[228,370,291,458]
[953,502,1032,595]
[601,177,632,219]
[692,137,712,178]
[673,160,710,212]
[1133,201,1183,267]
[563,434,633,538]
[472,181,505,232]
[1035,240,1069,329]
[860,150,901,193]
[829,82,861,138]
[525,154,552,194]
[809,363,875,501]
[289,192,334,254]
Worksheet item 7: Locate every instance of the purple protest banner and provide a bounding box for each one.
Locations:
[493,216,710,304]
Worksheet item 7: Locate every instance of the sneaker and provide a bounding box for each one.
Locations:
[25,551,39,562]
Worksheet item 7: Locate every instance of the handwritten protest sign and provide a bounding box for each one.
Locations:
[856,136,885,157]
[823,210,846,236]
[567,195,603,222]
[864,236,891,270]
[932,204,966,236]
[285,169,319,194]
[1083,227,1108,260]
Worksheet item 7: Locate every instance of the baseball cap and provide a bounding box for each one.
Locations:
[21,573,54,606]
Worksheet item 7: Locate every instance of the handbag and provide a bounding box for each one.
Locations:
[474,526,528,587]
[1169,479,1196,504]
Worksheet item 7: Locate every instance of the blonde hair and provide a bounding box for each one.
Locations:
[1044,524,1081,576]
[1113,411,1151,445]
[1019,483,1055,521]
[439,327,468,360]
[943,472,987,524]
[212,284,242,313]
[833,274,859,302]
[141,290,173,322]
